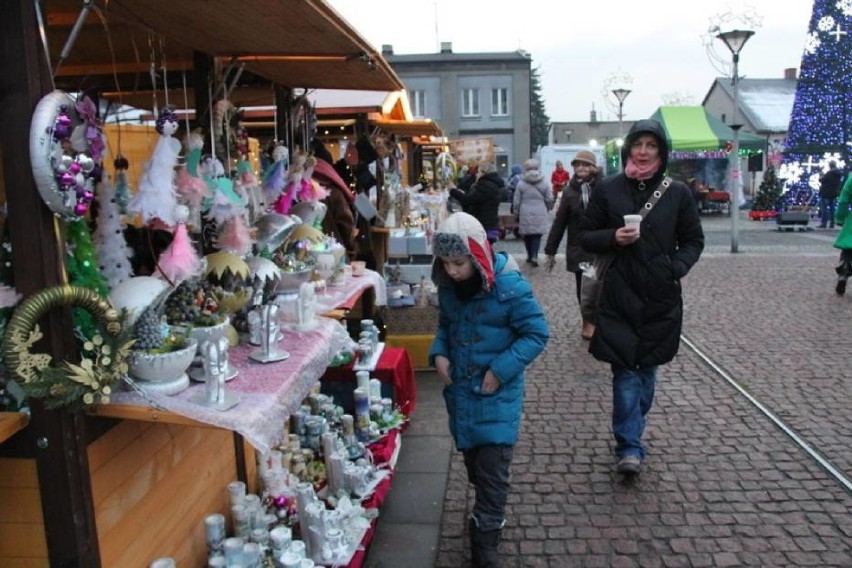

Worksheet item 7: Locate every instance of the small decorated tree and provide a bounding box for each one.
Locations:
[751,166,783,218]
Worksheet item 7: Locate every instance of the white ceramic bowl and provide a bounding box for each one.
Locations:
[129,338,198,383]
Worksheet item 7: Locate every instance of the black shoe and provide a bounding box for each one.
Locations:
[530,260,539,267]
[525,259,532,264]
[837,278,847,295]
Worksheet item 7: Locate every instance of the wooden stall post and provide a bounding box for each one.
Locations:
[0,2,100,565]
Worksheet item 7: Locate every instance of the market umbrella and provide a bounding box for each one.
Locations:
[650,106,766,152]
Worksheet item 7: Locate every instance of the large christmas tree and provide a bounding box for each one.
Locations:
[778,0,851,205]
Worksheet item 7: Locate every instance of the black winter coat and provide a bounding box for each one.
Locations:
[579,171,704,369]
[544,174,599,272]
[450,172,508,232]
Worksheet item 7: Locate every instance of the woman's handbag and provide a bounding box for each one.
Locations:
[579,177,672,322]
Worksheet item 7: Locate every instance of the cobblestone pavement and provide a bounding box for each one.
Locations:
[435,215,852,567]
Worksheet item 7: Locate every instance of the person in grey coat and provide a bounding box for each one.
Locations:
[512,158,554,266]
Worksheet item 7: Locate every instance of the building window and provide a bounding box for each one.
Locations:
[491,88,508,116]
[462,88,479,117]
[410,90,426,118]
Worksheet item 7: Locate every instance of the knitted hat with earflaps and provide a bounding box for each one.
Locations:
[431,212,495,292]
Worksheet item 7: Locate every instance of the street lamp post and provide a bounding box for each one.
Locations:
[716,29,754,253]
[612,88,631,170]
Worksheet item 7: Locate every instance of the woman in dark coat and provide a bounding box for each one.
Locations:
[310,139,356,254]
[579,119,704,476]
[450,161,508,243]
[544,149,601,339]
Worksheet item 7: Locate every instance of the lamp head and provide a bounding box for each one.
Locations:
[612,88,632,104]
[716,29,754,56]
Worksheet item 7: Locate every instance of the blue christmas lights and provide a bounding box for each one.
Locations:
[779,0,852,207]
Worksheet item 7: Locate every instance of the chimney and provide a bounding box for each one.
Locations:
[382,44,394,56]
[440,42,453,54]
[590,104,598,123]
[784,67,797,79]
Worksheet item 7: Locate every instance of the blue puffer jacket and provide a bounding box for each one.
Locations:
[429,252,549,449]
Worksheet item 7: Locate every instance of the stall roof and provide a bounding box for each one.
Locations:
[650,106,766,152]
[46,0,403,99]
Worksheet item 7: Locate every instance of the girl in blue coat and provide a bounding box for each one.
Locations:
[429,212,549,567]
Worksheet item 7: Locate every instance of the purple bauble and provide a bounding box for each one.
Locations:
[60,172,76,187]
[69,162,81,174]
[74,203,88,216]
[53,113,74,141]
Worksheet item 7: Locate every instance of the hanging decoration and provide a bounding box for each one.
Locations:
[155,205,202,283]
[262,143,290,203]
[176,130,211,227]
[113,155,131,214]
[2,286,133,410]
[128,107,181,227]
[29,90,102,219]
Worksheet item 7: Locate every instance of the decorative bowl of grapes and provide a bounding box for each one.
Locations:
[127,299,197,389]
[164,278,229,345]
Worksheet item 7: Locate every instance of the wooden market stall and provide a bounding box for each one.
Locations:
[0,1,403,566]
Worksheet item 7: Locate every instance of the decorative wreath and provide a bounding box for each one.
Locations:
[29,90,104,219]
[3,286,134,410]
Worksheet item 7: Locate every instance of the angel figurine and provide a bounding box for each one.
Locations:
[262,143,290,204]
[128,108,181,227]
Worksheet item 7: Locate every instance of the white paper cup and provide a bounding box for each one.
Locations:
[623,214,642,232]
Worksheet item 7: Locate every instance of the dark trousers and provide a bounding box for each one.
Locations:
[463,445,514,532]
[838,249,852,277]
[523,234,542,261]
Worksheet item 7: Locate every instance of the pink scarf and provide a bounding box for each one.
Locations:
[624,157,661,180]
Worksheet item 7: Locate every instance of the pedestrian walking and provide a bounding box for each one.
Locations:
[550,159,570,199]
[450,161,508,244]
[818,161,844,228]
[512,158,554,266]
[429,212,549,567]
[507,163,522,200]
[833,173,852,295]
[579,119,704,475]
[544,149,601,339]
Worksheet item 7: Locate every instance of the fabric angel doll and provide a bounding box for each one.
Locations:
[296,155,328,203]
[155,204,201,283]
[176,130,211,227]
[202,156,246,226]
[272,154,304,216]
[262,143,290,204]
[128,108,181,227]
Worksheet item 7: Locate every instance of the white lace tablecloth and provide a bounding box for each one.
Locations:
[111,318,354,454]
[314,269,387,313]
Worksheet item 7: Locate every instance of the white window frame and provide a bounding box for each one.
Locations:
[491,88,509,116]
[462,88,480,117]
[410,90,426,118]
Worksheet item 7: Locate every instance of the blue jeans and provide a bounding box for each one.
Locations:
[819,197,837,227]
[611,365,658,460]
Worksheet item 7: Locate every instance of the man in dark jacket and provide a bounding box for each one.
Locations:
[450,161,508,243]
[818,161,845,228]
[579,119,704,475]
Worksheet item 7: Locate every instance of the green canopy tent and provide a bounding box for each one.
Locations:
[650,106,765,152]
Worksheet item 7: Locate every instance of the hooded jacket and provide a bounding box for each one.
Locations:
[512,166,554,236]
[450,172,508,231]
[579,119,704,369]
[428,213,549,449]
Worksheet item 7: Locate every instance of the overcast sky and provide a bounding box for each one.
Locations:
[327,0,813,123]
